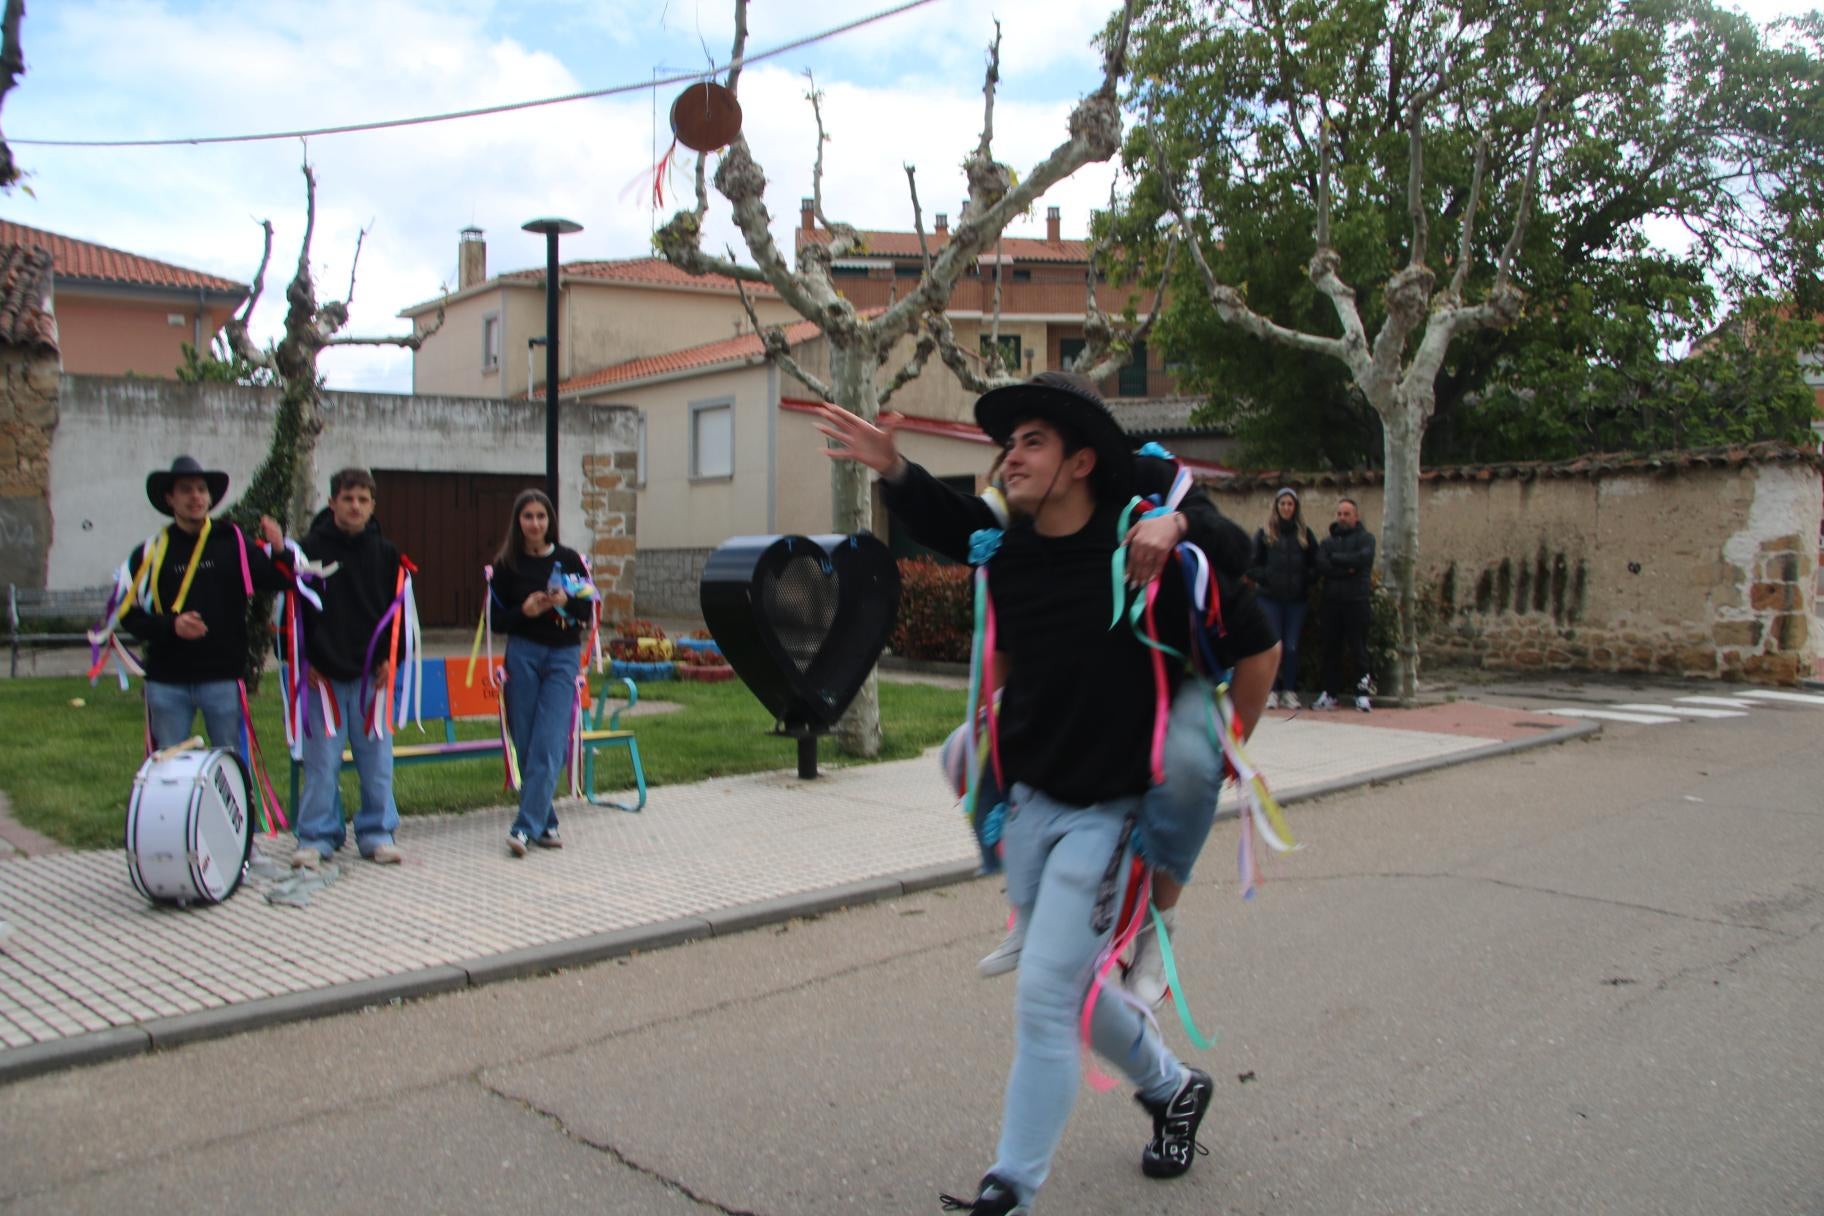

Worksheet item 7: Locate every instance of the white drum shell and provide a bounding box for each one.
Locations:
[125,748,253,906]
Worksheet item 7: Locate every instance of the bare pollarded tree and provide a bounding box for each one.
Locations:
[218,160,444,684]
[224,159,446,533]
[0,0,28,191]
[658,0,1142,756]
[1157,93,1552,702]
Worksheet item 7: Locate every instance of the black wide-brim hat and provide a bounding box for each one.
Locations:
[146,455,229,516]
[974,370,1135,501]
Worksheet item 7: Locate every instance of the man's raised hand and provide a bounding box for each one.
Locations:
[814,405,907,481]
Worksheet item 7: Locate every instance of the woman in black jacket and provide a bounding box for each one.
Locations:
[490,489,591,857]
[1248,488,1316,709]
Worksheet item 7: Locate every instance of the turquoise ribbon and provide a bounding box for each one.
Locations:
[1152,903,1217,1050]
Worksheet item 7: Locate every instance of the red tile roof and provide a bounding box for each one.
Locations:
[0,218,246,294]
[796,226,1092,265]
[546,317,828,398]
[0,244,57,351]
[500,257,780,297]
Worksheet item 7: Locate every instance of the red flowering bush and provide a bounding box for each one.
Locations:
[890,558,973,663]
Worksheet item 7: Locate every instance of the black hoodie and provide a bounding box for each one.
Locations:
[297,508,403,682]
[121,520,291,683]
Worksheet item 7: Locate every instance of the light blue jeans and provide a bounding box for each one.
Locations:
[504,637,581,841]
[296,677,398,859]
[144,679,243,751]
[1259,596,1308,694]
[991,783,1186,1203]
[1135,680,1228,886]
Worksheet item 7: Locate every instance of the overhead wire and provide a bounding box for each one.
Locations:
[12,0,940,149]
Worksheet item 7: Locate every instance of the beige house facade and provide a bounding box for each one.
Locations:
[553,322,1228,616]
[398,231,800,400]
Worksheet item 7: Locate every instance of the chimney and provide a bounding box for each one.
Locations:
[1046,207,1061,243]
[458,226,486,290]
[801,197,815,232]
[935,213,948,236]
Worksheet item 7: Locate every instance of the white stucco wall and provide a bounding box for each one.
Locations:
[49,375,636,589]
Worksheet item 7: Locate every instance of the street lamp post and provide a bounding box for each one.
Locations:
[521,217,583,510]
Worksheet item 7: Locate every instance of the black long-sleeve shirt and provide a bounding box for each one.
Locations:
[296,511,403,682]
[491,545,591,647]
[881,460,1201,805]
[120,520,292,683]
[1316,523,1376,602]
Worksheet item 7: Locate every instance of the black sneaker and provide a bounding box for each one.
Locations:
[1137,1068,1213,1178]
[938,1172,1028,1214]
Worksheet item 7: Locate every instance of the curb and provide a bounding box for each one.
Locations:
[0,720,1597,1085]
[1261,719,1601,810]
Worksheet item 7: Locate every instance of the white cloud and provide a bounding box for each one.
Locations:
[5,0,1133,393]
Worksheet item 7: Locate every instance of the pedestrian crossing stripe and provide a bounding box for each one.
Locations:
[1611,703,1747,719]
[1541,707,1682,725]
[1538,689,1824,727]
[1740,689,1824,707]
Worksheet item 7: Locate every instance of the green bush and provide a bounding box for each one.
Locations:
[890,558,973,663]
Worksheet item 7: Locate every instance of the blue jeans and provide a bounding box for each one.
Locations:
[1136,680,1226,886]
[504,637,580,841]
[296,677,398,858]
[1259,596,1308,693]
[145,679,243,751]
[991,783,1185,1203]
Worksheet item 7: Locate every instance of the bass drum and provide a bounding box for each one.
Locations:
[125,747,254,907]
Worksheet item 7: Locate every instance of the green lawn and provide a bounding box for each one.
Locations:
[0,675,964,851]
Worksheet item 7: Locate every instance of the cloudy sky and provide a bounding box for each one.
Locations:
[3,0,1814,393]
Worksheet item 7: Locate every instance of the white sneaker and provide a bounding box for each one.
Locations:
[1355,694,1372,712]
[978,922,1025,977]
[1125,906,1177,1007]
[1312,692,1338,710]
[1264,691,1280,710]
[1282,691,1301,710]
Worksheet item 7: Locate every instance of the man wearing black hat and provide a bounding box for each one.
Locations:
[820,372,1227,1214]
[113,456,290,750]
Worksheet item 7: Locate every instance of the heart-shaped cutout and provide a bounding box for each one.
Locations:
[701,533,900,732]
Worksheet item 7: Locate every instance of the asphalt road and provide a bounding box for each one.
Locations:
[1,684,1819,1215]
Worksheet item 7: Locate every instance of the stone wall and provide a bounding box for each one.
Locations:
[634,547,714,619]
[581,450,639,622]
[1205,447,1822,685]
[0,346,61,588]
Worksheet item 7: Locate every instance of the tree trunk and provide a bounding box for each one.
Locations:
[1378,397,1426,702]
[828,340,883,758]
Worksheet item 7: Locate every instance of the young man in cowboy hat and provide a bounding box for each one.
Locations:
[821,371,1236,1214]
[117,456,289,749]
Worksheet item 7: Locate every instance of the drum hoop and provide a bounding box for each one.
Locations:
[125,775,152,901]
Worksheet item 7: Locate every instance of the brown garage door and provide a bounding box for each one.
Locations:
[372,471,544,627]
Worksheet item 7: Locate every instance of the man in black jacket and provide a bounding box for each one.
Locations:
[1314,497,1377,711]
[115,456,290,749]
[289,468,406,869]
[820,373,1219,1215]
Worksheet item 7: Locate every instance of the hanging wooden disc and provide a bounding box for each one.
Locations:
[670,82,743,153]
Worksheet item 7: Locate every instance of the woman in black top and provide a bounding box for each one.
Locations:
[1248,488,1317,709]
[490,489,591,856]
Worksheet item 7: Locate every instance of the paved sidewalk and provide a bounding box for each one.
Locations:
[0,701,1589,1081]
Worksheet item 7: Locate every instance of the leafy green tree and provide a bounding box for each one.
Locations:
[1104,0,1824,696]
